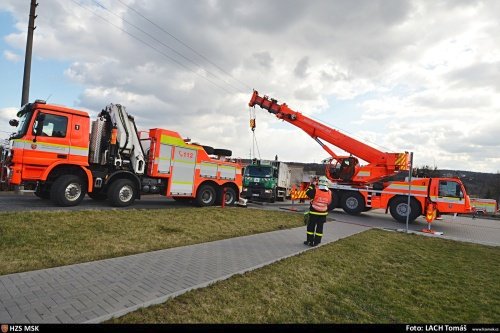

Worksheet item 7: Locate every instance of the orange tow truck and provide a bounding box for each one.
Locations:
[249,91,472,224]
[2,100,242,207]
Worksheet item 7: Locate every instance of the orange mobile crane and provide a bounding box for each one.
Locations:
[1,100,241,207]
[249,91,472,224]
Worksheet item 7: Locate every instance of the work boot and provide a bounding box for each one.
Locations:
[313,235,322,246]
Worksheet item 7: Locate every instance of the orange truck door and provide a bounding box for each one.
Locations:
[432,179,467,213]
[21,110,71,180]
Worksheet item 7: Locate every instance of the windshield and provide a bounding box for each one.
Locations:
[244,166,273,178]
[10,106,33,139]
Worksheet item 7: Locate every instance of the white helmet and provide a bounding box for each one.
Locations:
[318,176,329,190]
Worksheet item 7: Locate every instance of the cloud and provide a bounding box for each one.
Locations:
[3,50,21,62]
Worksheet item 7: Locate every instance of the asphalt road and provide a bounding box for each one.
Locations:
[1,192,499,246]
[0,191,182,211]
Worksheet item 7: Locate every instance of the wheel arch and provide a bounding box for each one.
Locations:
[44,163,93,192]
[105,171,142,199]
[196,179,219,193]
[388,195,423,216]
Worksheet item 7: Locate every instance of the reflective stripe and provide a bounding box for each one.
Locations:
[172,181,194,185]
[161,135,187,146]
[12,139,89,157]
[315,233,323,237]
[386,184,427,191]
[357,171,370,177]
[309,211,328,216]
[307,232,314,235]
[291,190,309,200]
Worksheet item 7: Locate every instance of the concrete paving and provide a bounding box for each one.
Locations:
[0,221,370,324]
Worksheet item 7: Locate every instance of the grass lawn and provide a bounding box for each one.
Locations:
[110,229,500,323]
[0,207,302,275]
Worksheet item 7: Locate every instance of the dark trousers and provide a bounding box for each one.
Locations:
[306,213,326,245]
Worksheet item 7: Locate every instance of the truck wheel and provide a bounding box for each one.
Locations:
[108,179,136,207]
[88,192,107,201]
[341,191,365,215]
[389,196,421,223]
[213,148,232,157]
[222,187,237,206]
[196,184,216,207]
[50,175,86,207]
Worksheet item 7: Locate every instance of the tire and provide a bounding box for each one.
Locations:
[88,192,107,201]
[202,145,214,155]
[328,191,340,211]
[50,175,86,207]
[108,179,137,207]
[389,196,421,223]
[221,187,237,206]
[213,148,232,157]
[196,184,217,207]
[341,191,365,215]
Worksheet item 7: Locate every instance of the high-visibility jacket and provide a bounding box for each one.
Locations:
[311,188,332,212]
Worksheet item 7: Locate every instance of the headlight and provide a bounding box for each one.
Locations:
[242,187,247,192]
[264,189,272,193]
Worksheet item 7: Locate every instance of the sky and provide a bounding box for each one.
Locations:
[1,0,499,173]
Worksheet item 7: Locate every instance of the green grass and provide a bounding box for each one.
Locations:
[0,207,302,275]
[110,229,500,323]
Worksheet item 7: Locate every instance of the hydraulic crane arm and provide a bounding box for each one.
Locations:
[248,91,409,184]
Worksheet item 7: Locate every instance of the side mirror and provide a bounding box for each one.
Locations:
[9,119,19,127]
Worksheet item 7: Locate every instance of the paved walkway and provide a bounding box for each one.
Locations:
[0,221,370,323]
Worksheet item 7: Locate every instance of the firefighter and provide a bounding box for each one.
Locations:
[304,176,332,247]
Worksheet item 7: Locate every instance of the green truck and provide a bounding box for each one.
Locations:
[241,160,291,202]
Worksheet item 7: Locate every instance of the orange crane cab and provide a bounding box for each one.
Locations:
[248,91,472,224]
[3,100,242,207]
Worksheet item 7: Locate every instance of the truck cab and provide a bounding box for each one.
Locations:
[431,178,472,215]
[241,159,290,202]
[6,101,90,188]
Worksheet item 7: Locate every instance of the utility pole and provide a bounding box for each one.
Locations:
[21,0,38,107]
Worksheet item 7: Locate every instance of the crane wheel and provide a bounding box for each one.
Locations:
[389,196,421,223]
[341,191,365,215]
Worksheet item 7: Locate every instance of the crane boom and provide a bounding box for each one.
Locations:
[248,90,409,184]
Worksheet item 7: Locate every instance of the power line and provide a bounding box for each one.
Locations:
[115,0,253,92]
[71,0,234,94]
[91,0,243,94]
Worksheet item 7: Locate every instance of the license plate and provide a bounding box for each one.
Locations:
[252,194,260,197]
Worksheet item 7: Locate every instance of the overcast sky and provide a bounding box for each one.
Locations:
[1,0,499,173]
